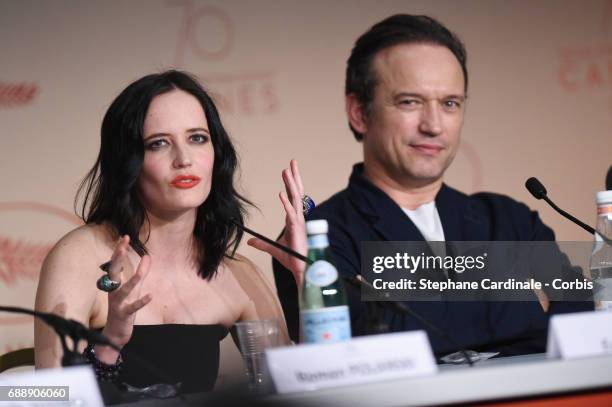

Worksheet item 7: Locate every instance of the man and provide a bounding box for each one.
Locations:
[273,15,591,356]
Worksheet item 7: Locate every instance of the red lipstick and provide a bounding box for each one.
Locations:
[170,175,201,189]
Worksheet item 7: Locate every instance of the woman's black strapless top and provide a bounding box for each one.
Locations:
[118,324,229,393]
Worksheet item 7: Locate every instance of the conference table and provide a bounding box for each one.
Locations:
[269,353,612,406]
[116,353,612,406]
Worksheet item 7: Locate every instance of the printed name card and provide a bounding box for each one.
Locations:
[547,310,612,360]
[266,330,437,394]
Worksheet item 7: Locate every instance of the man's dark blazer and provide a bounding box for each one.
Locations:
[273,163,592,356]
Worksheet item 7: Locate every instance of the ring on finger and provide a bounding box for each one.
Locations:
[302,195,315,216]
[96,274,121,292]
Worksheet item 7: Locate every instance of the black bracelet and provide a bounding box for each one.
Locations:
[83,343,123,382]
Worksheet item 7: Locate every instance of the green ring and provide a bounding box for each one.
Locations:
[96,274,121,292]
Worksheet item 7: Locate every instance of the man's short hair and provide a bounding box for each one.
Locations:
[345,14,468,141]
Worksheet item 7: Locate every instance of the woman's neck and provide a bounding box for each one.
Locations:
[139,209,199,273]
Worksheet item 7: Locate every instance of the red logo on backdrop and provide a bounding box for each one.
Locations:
[0,202,80,327]
[0,202,80,286]
[0,82,38,108]
[558,0,612,111]
[0,237,51,285]
[167,0,279,115]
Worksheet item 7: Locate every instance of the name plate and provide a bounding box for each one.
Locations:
[266,330,437,394]
[547,310,612,359]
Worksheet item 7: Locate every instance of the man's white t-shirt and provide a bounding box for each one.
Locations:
[402,201,446,259]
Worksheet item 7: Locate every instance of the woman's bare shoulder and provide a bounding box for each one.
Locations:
[223,253,257,273]
[222,253,272,283]
[42,223,115,276]
[222,254,278,297]
[52,223,113,249]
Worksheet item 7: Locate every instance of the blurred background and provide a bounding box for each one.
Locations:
[1,0,611,380]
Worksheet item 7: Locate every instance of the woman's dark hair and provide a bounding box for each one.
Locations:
[76,70,251,280]
[346,14,468,141]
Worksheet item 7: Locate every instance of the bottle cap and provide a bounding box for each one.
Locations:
[306,219,328,235]
[595,190,612,206]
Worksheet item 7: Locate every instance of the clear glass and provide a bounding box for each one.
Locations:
[234,319,280,394]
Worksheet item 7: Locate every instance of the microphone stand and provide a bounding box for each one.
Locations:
[0,305,118,367]
[541,195,598,237]
[343,277,475,367]
[229,218,312,264]
[0,306,185,401]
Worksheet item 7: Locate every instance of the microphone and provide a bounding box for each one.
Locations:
[525,177,596,235]
[0,306,114,347]
[525,177,548,200]
[0,305,118,366]
[525,177,612,246]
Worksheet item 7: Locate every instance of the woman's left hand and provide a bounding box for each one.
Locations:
[248,159,308,286]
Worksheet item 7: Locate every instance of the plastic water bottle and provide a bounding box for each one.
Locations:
[300,220,352,343]
[590,190,612,311]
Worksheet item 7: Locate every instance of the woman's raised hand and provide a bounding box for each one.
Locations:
[248,160,308,286]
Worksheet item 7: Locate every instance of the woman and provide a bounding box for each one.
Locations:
[34,70,306,392]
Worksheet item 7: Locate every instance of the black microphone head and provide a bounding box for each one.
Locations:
[525,177,547,200]
[606,165,612,190]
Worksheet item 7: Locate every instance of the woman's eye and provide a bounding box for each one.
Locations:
[145,139,168,150]
[191,134,210,143]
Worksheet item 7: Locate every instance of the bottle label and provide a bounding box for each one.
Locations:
[596,205,612,215]
[301,306,351,343]
[305,260,338,287]
[307,234,329,248]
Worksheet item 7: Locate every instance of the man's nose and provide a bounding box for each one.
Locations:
[418,102,443,137]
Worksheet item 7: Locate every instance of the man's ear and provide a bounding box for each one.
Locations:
[346,94,368,136]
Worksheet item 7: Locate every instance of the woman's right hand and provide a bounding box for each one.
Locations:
[248,160,308,286]
[97,235,152,362]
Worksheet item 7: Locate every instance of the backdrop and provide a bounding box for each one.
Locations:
[1,0,611,380]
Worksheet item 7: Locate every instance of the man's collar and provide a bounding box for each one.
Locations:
[346,163,484,241]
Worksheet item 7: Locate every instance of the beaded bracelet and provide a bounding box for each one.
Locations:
[83,343,123,382]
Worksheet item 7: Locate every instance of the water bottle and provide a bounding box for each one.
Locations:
[300,220,352,343]
[590,190,612,311]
